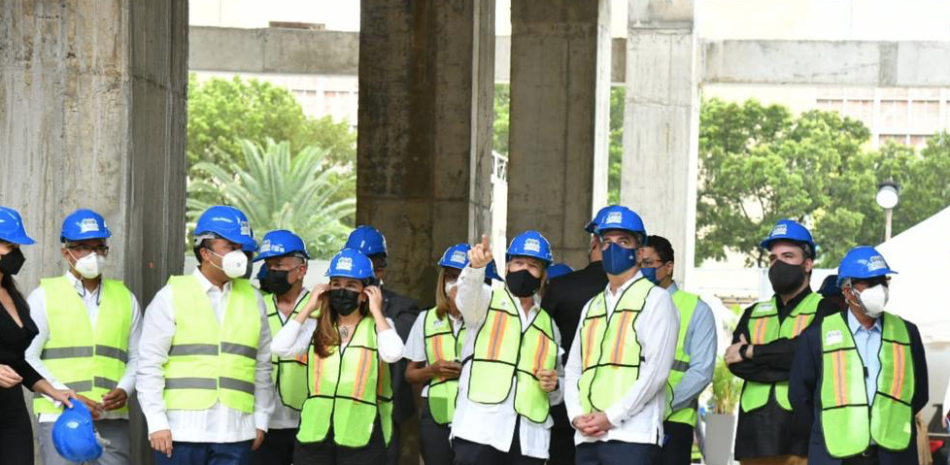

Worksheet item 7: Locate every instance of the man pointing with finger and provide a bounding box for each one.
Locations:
[451,232,564,464]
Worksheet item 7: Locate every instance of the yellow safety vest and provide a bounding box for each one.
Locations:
[297,315,394,447]
[163,275,261,413]
[820,312,915,458]
[740,292,821,413]
[265,291,310,411]
[34,277,132,414]
[665,289,700,426]
[423,308,467,425]
[467,290,557,424]
[578,278,654,414]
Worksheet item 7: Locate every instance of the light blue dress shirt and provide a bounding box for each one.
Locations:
[668,282,717,411]
[847,310,882,405]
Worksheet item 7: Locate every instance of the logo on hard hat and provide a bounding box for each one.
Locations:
[337,257,354,271]
[79,218,100,233]
[605,211,623,225]
[867,255,887,271]
[771,224,788,237]
[524,238,541,253]
[240,221,251,236]
[451,251,467,264]
[261,240,284,255]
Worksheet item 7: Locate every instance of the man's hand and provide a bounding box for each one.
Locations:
[101,388,128,411]
[76,394,105,419]
[468,235,492,269]
[725,334,751,365]
[429,360,462,380]
[537,369,558,392]
[572,414,608,438]
[149,430,173,458]
[251,429,265,451]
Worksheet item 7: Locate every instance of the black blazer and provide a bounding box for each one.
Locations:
[381,287,421,424]
[788,310,929,465]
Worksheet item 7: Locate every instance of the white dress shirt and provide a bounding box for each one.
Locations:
[270,315,404,363]
[267,289,310,430]
[136,269,275,443]
[403,309,465,397]
[25,272,143,423]
[564,271,679,446]
[449,265,564,460]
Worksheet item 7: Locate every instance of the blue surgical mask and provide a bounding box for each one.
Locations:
[602,243,638,275]
[640,266,659,284]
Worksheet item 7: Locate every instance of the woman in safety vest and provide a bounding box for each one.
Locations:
[450,232,562,465]
[404,243,471,464]
[271,248,404,465]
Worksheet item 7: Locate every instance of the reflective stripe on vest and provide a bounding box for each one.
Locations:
[740,292,821,413]
[467,290,557,423]
[163,275,261,413]
[819,312,914,458]
[265,292,310,411]
[666,289,700,426]
[34,277,132,415]
[423,308,467,425]
[578,278,653,414]
[297,316,394,447]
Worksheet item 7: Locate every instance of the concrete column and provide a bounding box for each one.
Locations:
[507,0,612,268]
[357,0,495,307]
[622,0,699,284]
[1,1,187,462]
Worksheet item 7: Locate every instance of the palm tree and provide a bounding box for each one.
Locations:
[187,138,356,258]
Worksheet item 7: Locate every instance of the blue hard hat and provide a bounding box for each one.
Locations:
[256,263,268,281]
[326,248,375,280]
[547,263,574,280]
[195,206,256,249]
[485,260,503,282]
[836,246,897,286]
[585,205,620,234]
[438,243,471,270]
[594,206,647,245]
[506,230,554,266]
[53,401,103,462]
[818,274,842,297]
[255,230,310,262]
[760,219,816,258]
[345,225,388,257]
[0,206,35,245]
[60,209,111,243]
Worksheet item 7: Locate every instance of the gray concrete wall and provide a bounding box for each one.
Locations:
[1,1,188,463]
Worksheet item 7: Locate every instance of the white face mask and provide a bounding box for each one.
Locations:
[210,249,249,279]
[444,280,457,297]
[854,284,889,319]
[70,252,107,279]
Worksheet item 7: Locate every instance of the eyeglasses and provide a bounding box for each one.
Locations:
[67,244,110,255]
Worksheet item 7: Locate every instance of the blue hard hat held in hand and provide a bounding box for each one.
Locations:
[255,230,310,262]
[760,219,816,258]
[485,260,504,282]
[438,243,471,270]
[836,246,897,286]
[0,206,36,245]
[345,225,388,257]
[53,400,103,462]
[506,230,554,266]
[60,209,111,243]
[195,206,257,250]
[326,248,376,281]
[547,263,574,280]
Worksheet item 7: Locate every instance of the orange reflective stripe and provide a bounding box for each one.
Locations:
[582,319,600,369]
[377,360,386,395]
[890,343,905,400]
[313,355,325,395]
[793,314,807,337]
[296,353,309,364]
[753,318,768,345]
[833,350,848,406]
[353,348,372,400]
[487,312,509,361]
[432,335,445,362]
[532,332,549,373]
[612,311,633,364]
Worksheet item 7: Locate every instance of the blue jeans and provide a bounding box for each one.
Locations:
[575,441,661,465]
[153,441,253,465]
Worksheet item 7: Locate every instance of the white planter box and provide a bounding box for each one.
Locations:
[704,413,736,465]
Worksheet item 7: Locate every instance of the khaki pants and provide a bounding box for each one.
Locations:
[740,456,808,465]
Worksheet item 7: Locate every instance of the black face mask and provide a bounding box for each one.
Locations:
[329,289,361,316]
[0,248,26,276]
[769,260,806,295]
[261,270,293,296]
[506,269,542,298]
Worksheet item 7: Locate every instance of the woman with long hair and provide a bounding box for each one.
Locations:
[271,248,403,465]
[0,206,75,464]
[403,243,470,464]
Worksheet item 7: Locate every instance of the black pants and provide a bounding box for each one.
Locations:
[419,399,454,464]
[384,420,401,465]
[842,447,879,465]
[548,403,576,465]
[294,422,386,465]
[251,428,297,465]
[661,421,694,465]
[452,420,544,465]
[0,386,33,465]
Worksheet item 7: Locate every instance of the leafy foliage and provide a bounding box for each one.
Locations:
[494,84,510,156]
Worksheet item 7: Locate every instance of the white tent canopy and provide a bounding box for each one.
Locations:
[876,205,950,343]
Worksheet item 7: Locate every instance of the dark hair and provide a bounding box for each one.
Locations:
[645,235,675,263]
[0,273,24,303]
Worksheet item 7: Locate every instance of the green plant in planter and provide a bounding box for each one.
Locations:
[711,357,742,414]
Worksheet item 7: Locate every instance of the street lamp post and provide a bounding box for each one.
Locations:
[876,180,900,241]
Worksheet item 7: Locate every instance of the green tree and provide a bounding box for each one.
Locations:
[493,84,510,156]
[187,139,356,259]
[608,86,625,204]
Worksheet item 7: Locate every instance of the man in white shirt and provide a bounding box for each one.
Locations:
[137,206,274,465]
[26,209,142,465]
[564,206,679,465]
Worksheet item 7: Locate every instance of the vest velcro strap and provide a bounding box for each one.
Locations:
[66,380,93,392]
[41,346,94,359]
[221,342,258,359]
[95,345,129,363]
[671,360,690,372]
[169,344,219,356]
[94,377,119,390]
[220,377,255,394]
[166,377,218,390]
